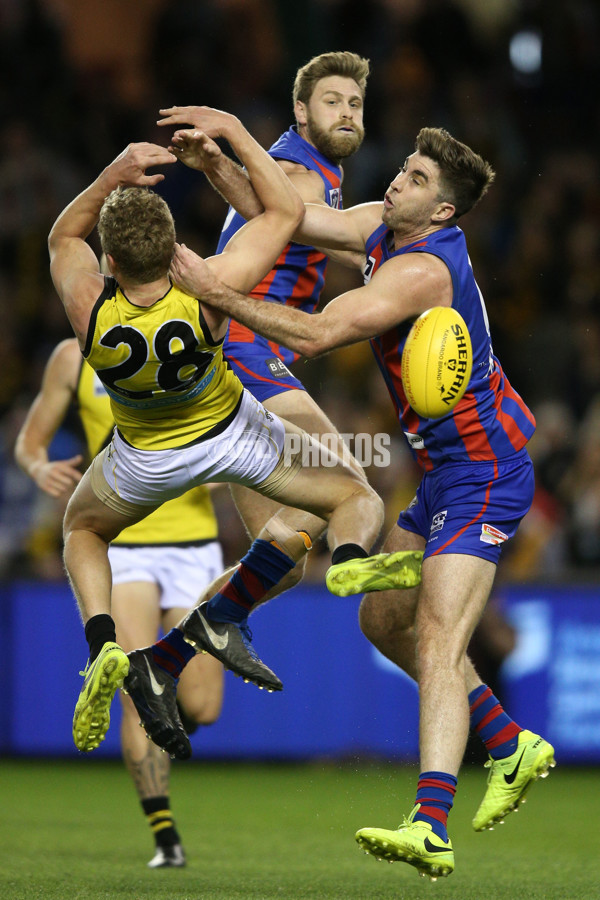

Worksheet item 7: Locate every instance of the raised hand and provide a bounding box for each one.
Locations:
[104,142,177,188]
[157,106,237,141]
[169,129,222,172]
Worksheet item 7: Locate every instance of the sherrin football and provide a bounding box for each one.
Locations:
[401,307,472,418]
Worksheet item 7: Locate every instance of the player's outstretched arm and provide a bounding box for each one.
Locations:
[314,245,367,270]
[171,243,451,357]
[14,339,84,498]
[293,201,382,255]
[48,143,176,344]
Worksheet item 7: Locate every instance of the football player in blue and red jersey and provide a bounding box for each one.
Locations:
[158,51,372,591]
[168,125,556,880]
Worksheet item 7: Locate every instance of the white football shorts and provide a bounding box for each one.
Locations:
[100,389,289,507]
[108,540,224,610]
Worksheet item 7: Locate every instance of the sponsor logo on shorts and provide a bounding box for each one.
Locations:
[480,523,509,545]
[266,358,292,378]
[430,510,447,534]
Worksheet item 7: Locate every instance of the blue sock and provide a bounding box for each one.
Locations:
[206,538,296,624]
[469,684,521,759]
[412,771,457,842]
[151,627,196,679]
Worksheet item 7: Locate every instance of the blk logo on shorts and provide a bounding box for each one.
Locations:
[266,358,292,378]
[430,510,447,534]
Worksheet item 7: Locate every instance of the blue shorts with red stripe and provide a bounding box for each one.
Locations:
[224,338,306,403]
[397,448,535,563]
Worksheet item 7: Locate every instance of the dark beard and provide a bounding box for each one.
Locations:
[306,115,364,163]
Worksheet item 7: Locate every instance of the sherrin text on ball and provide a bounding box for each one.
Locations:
[401,307,472,418]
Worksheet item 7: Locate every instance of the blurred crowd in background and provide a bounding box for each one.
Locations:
[1,0,600,585]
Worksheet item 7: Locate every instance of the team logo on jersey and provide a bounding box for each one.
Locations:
[404,431,425,450]
[363,255,376,284]
[480,523,509,545]
[328,188,341,209]
[266,358,292,378]
[430,510,447,535]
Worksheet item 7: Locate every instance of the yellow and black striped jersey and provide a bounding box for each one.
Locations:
[84,277,243,451]
[76,355,219,546]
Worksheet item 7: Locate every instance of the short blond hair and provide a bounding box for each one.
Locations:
[98,187,175,283]
[293,51,370,106]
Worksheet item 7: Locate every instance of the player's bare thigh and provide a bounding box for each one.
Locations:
[64,464,155,543]
[252,414,382,544]
[230,387,367,539]
[416,552,497,661]
[267,389,367,481]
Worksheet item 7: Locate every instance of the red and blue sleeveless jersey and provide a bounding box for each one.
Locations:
[217,126,342,366]
[365,224,536,472]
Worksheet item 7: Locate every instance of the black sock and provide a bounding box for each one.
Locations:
[142,796,181,848]
[84,614,117,662]
[331,543,369,566]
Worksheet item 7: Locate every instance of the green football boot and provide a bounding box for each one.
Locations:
[326,550,423,597]
[355,806,454,881]
[72,642,129,752]
[472,729,556,831]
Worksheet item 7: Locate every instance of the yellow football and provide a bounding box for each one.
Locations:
[401,307,472,418]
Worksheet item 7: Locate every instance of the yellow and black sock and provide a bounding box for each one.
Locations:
[142,796,180,848]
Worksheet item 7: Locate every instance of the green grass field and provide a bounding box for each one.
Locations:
[0,757,597,900]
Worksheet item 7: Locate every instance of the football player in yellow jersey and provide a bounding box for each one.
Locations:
[48,109,422,763]
[15,337,225,868]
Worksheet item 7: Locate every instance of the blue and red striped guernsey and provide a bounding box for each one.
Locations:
[217,126,342,366]
[364,224,536,471]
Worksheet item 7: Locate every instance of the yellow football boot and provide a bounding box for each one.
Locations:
[356,807,454,881]
[472,729,556,831]
[326,550,423,597]
[72,642,129,752]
